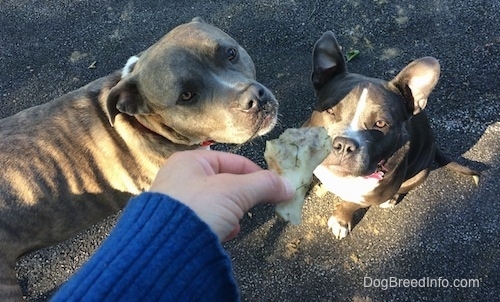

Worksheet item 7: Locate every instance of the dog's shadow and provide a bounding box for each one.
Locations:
[431,151,489,175]
[226,150,488,253]
[220,123,491,256]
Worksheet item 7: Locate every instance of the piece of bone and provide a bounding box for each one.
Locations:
[264,127,332,224]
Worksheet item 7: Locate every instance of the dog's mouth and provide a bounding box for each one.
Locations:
[130,103,277,146]
[363,160,388,180]
[230,108,277,144]
[197,109,276,147]
[255,110,277,135]
[327,159,388,180]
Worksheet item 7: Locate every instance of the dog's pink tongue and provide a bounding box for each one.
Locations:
[364,171,384,180]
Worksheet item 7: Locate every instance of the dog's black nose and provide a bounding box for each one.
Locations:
[332,136,358,154]
[239,85,268,113]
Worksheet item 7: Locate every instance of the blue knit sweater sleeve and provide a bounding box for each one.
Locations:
[51,192,239,301]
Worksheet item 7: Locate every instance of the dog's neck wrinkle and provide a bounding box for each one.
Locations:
[131,115,199,147]
[113,114,199,170]
[133,115,163,136]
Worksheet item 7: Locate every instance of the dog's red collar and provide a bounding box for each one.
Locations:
[200,140,215,147]
[132,116,216,147]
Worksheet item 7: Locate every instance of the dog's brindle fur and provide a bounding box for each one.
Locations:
[306,32,479,239]
[0,18,278,300]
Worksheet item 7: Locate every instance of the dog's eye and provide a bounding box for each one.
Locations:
[226,48,238,61]
[374,120,388,129]
[326,108,335,116]
[180,91,194,101]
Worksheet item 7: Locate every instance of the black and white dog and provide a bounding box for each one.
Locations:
[305,32,479,239]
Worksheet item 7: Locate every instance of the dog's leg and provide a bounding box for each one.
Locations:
[398,168,430,194]
[328,202,363,239]
[379,198,398,209]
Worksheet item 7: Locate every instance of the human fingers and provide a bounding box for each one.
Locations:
[197,170,293,241]
[191,150,264,175]
[222,169,295,213]
[150,150,263,192]
[222,225,241,242]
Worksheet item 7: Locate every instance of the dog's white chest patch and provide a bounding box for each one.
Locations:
[313,165,380,204]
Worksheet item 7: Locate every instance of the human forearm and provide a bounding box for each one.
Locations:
[52,192,239,301]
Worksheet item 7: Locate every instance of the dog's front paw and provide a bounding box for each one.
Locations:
[327,216,351,240]
[379,198,397,209]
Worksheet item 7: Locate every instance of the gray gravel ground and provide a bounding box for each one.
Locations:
[1,1,498,301]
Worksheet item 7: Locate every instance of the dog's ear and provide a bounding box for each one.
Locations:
[311,31,347,91]
[391,57,440,115]
[106,76,151,126]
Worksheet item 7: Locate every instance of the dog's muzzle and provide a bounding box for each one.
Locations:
[238,84,273,113]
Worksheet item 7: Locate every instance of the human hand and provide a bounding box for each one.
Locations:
[149,150,294,241]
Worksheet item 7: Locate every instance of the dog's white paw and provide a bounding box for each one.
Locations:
[379,198,397,209]
[327,216,351,240]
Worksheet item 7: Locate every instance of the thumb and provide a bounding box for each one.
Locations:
[222,225,241,242]
[234,170,295,212]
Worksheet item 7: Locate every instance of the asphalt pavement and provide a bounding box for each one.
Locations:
[1,1,498,301]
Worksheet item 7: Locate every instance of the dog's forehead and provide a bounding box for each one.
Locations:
[323,82,381,110]
[344,87,383,128]
[321,74,402,112]
[315,79,407,133]
[165,21,237,50]
[346,84,386,108]
[136,21,242,71]
[134,21,246,77]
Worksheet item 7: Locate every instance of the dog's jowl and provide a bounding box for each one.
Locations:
[0,18,278,300]
[306,31,479,240]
